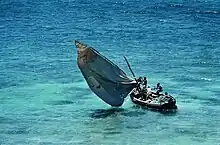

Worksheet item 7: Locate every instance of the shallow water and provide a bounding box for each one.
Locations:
[0,0,220,144]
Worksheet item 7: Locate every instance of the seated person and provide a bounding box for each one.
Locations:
[146,86,156,100]
[153,83,163,92]
[152,90,163,98]
[152,83,160,90]
[142,77,148,88]
[147,86,152,95]
[146,94,153,100]
[137,77,143,83]
[159,92,170,102]
[157,83,160,88]
[138,88,148,100]
[136,82,142,92]
[141,92,147,101]
[158,86,163,92]
[164,92,169,98]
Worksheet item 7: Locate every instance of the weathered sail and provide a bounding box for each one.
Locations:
[75,40,137,106]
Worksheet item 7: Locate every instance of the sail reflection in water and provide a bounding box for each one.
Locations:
[75,40,137,106]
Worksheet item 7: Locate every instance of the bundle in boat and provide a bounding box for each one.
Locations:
[75,40,137,107]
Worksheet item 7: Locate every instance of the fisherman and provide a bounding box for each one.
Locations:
[154,83,163,92]
[136,81,142,92]
[155,90,162,97]
[150,90,161,98]
[137,77,143,83]
[155,83,160,89]
[159,92,169,103]
[158,86,163,92]
[147,86,152,96]
[136,76,143,92]
[146,86,154,100]
[142,77,148,89]
[140,89,147,101]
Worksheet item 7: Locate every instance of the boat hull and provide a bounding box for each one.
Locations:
[130,92,178,111]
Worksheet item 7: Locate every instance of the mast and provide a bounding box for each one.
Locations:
[123,56,137,82]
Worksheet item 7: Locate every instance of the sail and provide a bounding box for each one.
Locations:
[75,40,137,106]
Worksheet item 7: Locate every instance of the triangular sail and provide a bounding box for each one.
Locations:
[75,40,137,106]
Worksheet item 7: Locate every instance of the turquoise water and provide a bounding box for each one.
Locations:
[0,0,220,144]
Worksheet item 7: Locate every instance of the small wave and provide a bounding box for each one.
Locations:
[201,97,220,106]
[2,127,30,135]
[5,18,13,21]
[104,131,122,135]
[7,128,29,135]
[126,125,144,129]
[41,25,56,30]
[121,111,145,117]
[50,100,74,105]
[174,75,202,83]
[195,10,220,15]
[169,3,184,8]
[0,81,18,89]
[200,78,212,81]
[0,116,15,124]
[203,10,220,14]
[175,127,197,135]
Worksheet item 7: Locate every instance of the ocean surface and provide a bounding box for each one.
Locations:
[0,0,220,144]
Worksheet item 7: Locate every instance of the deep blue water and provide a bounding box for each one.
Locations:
[0,0,220,144]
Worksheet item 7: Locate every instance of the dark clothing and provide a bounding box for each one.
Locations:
[142,93,147,101]
[158,86,163,92]
[136,82,141,92]
[137,77,143,83]
[143,80,147,86]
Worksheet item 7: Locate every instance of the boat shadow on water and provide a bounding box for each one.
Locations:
[90,108,146,119]
[89,106,177,119]
[90,108,124,119]
[132,104,178,116]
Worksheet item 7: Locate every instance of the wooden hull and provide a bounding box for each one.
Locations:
[130,93,178,111]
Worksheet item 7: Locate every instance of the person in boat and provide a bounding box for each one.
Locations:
[151,90,163,98]
[137,77,143,83]
[145,86,153,99]
[158,86,163,92]
[154,83,160,90]
[163,92,176,105]
[154,83,163,92]
[136,77,143,92]
[136,81,142,92]
[147,86,152,94]
[140,89,147,101]
[142,77,148,89]
[159,92,170,103]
